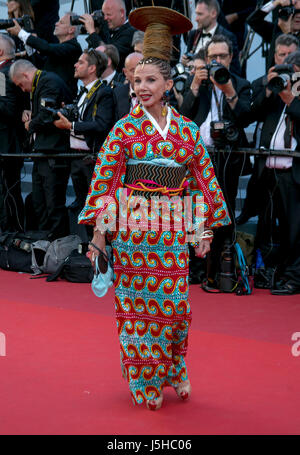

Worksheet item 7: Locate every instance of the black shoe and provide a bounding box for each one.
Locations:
[271,281,300,295]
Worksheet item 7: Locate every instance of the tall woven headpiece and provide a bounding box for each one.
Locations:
[128,5,193,62]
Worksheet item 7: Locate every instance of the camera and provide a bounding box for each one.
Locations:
[0,14,33,32]
[171,62,190,94]
[40,98,79,123]
[70,10,106,34]
[267,63,294,95]
[278,5,295,21]
[206,60,230,85]
[210,120,239,146]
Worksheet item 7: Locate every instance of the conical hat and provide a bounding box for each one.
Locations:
[129,6,192,61]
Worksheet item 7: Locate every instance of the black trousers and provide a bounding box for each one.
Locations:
[0,157,25,233]
[206,152,242,282]
[70,156,95,211]
[256,167,300,286]
[31,158,70,240]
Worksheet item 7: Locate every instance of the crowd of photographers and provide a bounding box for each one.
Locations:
[1,0,300,294]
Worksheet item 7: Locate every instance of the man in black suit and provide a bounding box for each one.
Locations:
[80,0,136,72]
[180,34,251,288]
[54,49,114,221]
[247,0,300,70]
[112,51,142,121]
[9,59,72,240]
[8,12,82,99]
[236,33,299,226]
[182,0,242,76]
[250,50,300,295]
[0,33,26,233]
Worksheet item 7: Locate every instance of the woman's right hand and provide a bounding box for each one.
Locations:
[87,231,107,267]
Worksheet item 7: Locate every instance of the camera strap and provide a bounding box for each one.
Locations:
[31,69,42,102]
[212,86,223,121]
[78,79,104,121]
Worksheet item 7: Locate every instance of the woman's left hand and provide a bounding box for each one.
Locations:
[194,239,212,258]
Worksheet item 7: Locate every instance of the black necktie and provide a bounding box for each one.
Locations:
[78,86,88,98]
[284,114,293,149]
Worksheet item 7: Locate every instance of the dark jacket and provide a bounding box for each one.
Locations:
[86,22,136,71]
[30,0,59,43]
[26,35,82,99]
[180,72,251,146]
[73,81,114,153]
[0,60,26,154]
[246,7,283,70]
[29,71,72,153]
[186,24,242,76]
[251,75,300,184]
[216,0,257,50]
[112,82,131,121]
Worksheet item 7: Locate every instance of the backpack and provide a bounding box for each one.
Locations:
[46,249,94,283]
[41,234,82,274]
[0,231,50,274]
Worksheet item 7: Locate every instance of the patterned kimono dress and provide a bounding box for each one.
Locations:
[78,104,231,405]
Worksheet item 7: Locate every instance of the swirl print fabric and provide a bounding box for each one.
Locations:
[79,105,231,404]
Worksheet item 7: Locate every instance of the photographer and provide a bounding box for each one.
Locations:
[250,50,300,295]
[0,33,27,233]
[182,0,242,76]
[236,33,299,226]
[6,0,35,57]
[247,0,300,69]
[79,0,136,72]
[53,49,114,219]
[7,12,82,99]
[9,59,73,240]
[180,34,252,290]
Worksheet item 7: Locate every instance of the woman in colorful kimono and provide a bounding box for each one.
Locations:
[79,6,231,410]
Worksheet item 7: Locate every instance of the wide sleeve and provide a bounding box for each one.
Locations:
[78,122,127,227]
[185,129,231,234]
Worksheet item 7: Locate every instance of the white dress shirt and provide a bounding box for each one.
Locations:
[70,79,98,151]
[195,23,218,54]
[200,87,223,146]
[266,105,295,169]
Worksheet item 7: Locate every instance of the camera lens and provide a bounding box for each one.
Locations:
[267,74,290,95]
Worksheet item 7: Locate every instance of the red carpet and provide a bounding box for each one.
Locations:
[0,269,300,435]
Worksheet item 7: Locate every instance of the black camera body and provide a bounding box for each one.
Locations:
[206,60,230,85]
[171,62,190,94]
[278,5,295,21]
[210,120,239,147]
[70,10,106,34]
[267,63,294,95]
[0,14,34,32]
[40,98,79,124]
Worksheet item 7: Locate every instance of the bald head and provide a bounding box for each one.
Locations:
[102,0,126,30]
[123,52,143,87]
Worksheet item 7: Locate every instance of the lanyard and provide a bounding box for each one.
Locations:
[78,79,103,120]
[31,69,42,102]
[212,86,223,121]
